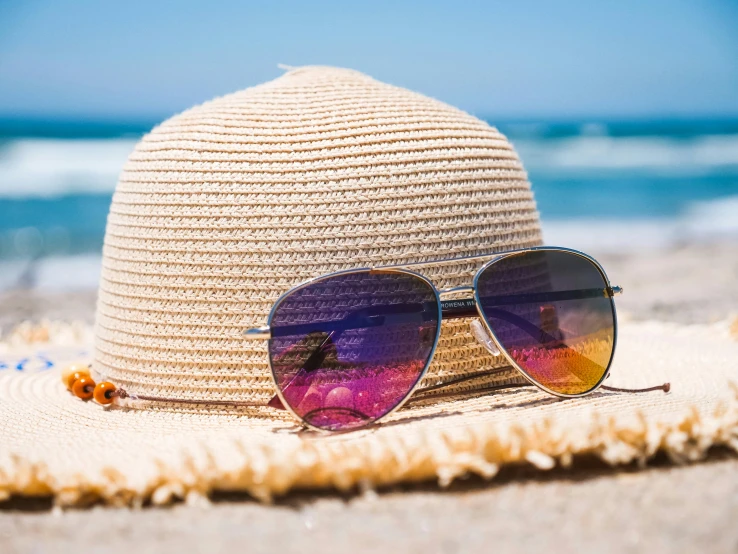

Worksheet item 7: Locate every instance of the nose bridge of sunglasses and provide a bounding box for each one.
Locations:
[437,288,501,357]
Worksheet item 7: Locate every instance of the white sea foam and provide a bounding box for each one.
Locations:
[1,134,737,199]
[0,254,102,291]
[514,134,738,174]
[543,195,738,252]
[0,138,136,198]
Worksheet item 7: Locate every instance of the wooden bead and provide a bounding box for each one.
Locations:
[68,371,90,391]
[62,364,91,390]
[72,377,96,400]
[93,382,117,405]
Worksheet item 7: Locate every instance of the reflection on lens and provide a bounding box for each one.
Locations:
[476,250,615,395]
[268,271,440,430]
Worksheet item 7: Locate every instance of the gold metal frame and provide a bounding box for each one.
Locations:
[244,246,623,432]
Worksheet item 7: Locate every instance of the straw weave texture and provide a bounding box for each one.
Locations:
[94,66,541,405]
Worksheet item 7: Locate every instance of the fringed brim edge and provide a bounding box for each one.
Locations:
[1,383,737,507]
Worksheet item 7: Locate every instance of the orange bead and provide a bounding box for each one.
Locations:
[62,364,91,390]
[93,382,117,405]
[68,372,90,392]
[72,377,96,400]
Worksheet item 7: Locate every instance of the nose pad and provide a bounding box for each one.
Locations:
[470,319,501,357]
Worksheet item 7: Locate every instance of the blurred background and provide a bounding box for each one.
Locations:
[1,0,737,293]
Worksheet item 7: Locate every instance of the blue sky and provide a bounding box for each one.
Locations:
[0,0,736,120]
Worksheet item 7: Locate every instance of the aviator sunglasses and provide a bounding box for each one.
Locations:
[241,247,669,432]
[66,247,668,430]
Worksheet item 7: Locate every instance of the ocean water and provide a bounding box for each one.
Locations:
[1,118,736,290]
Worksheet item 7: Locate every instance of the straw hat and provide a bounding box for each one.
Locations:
[1,67,737,506]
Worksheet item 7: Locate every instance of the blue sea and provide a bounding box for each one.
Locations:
[1,117,737,290]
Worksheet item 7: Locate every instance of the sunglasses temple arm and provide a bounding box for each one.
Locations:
[406,369,670,404]
[112,388,273,408]
[602,383,670,393]
[246,303,440,339]
[478,287,619,307]
[246,287,615,339]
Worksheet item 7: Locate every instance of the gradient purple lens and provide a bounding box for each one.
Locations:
[476,250,616,395]
[268,271,440,431]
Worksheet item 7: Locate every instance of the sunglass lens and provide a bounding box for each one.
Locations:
[268,271,440,430]
[476,250,616,395]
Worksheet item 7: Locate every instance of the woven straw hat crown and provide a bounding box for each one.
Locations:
[94,66,542,407]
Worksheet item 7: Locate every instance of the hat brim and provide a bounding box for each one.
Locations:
[1,319,737,507]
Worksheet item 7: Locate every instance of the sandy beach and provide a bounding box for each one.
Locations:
[1,239,737,553]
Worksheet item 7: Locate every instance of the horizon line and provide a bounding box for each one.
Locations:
[2,112,738,127]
